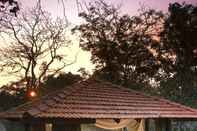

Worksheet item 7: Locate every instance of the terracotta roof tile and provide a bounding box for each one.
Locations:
[1,79,197,119]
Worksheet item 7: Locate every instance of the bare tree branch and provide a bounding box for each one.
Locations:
[0,5,74,91]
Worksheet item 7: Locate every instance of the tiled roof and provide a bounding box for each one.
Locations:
[1,79,197,119]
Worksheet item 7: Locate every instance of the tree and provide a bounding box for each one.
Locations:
[0,89,25,111]
[41,72,82,95]
[74,0,164,87]
[0,5,74,96]
[0,0,19,16]
[159,2,197,106]
[78,67,91,79]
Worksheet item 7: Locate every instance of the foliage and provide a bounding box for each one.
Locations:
[78,67,91,79]
[75,0,164,87]
[0,0,19,16]
[158,2,197,107]
[0,5,74,94]
[0,87,26,111]
[41,72,82,95]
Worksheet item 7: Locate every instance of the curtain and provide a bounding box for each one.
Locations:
[95,119,145,131]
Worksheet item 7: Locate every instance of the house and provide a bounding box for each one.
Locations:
[0,79,197,131]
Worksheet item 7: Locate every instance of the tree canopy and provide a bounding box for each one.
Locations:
[41,72,82,95]
[0,0,19,16]
[75,0,164,87]
[158,2,197,106]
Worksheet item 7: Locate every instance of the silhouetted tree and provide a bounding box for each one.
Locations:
[0,0,19,16]
[0,90,25,111]
[158,2,197,106]
[78,67,91,79]
[74,0,164,87]
[0,5,74,96]
[0,80,26,111]
[41,72,82,94]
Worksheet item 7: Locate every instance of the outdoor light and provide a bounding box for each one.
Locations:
[29,90,37,97]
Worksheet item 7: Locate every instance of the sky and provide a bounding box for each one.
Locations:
[0,0,196,86]
[20,0,197,24]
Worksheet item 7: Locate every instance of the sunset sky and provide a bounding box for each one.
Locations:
[19,0,197,24]
[0,0,196,86]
